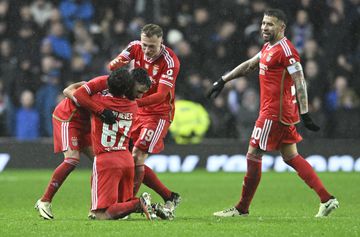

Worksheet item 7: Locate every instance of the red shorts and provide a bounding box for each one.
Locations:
[52,117,91,153]
[131,116,170,154]
[249,117,302,151]
[91,152,134,210]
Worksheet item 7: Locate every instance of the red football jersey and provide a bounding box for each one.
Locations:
[52,98,89,123]
[109,41,180,121]
[90,92,138,156]
[82,75,108,95]
[258,37,300,125]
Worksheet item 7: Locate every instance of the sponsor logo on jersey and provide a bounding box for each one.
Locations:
[71,137,78,147]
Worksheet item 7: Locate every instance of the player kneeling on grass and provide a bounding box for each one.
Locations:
[87,68,157,220]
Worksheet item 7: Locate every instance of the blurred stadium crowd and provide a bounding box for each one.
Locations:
[0,0,359,141]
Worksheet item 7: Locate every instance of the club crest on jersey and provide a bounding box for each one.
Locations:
[266,52,273,62]
[152,65,159,76]
[71,137,78,146]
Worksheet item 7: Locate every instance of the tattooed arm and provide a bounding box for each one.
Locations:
[207,54,260,99]
[289,63,308,114]
[222,54,260,82]
[289,62,319,131]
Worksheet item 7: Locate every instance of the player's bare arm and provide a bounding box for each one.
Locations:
[63,81,87,100]
[222,54,260,82]
[290,68,308,114]
[207,55,259,99]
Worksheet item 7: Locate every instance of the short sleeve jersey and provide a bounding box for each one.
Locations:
[114,41,180,121]
[53,98,89,123]
[53,75,109,123]
[82,75,108,96]
[258,37,300,125]
[90,92,138,156]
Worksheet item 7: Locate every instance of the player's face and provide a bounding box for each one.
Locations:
[133,84,149,99]
[261,15,285,43]
[140,33,162,59]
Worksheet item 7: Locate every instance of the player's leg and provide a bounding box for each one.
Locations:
[132,146,148,195]
[214,118,277,217]
[213,145,263,217]
[281,143,339,217]
[132,118,180,205]
[35,119,83,219]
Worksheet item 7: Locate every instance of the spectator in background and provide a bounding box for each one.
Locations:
[0,80,8,136]
[44,21,72,61]
[59,0,94,31]
[291,9,313,54]
[30,0,54,29]
[15,90,40,140]
[325,75,359,112]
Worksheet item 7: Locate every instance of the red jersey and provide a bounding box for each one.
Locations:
[258,37,300,125]
[52,98,89,124]
[90,92,138,156]
[53,75,109,123]
[109,41,180,121]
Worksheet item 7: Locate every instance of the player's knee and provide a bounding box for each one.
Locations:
[64,157,80,167]
[282,153,298,161]
[132,147,147,165]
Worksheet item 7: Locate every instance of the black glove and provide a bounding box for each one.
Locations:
[100,109,116,124]
[207,78,226,99]
[301,113,320,131]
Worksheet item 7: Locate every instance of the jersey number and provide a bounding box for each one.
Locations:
[101,120,132,150]
[140,128,155,142]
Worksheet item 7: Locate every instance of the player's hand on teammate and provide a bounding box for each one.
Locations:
[207,78,226,99]
[301,113,320,131]
[100,109,117,124]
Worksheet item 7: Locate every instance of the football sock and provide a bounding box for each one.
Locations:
[41,157,79,202]
[235,153,262,214]
[285,154,331,202]
[106,198,140,220]
[133,165,145,196]
[143,165,172,201]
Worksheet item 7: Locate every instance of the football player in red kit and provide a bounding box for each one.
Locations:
[87,68,155,220]
[208,9,338,218]
[35,83,116,220]
[108,24,181,210]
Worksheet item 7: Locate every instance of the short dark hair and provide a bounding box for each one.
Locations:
[107,68,132,97]
[131,68,151,89]
[124,68,151,100]
[141,24,163,38]
[264,9,288,25]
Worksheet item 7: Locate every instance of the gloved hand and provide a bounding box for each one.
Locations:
[100,109,116,124]
[207,78,226,99]
[301,113,320,131]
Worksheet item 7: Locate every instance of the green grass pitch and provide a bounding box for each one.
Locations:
[0,169,359,237]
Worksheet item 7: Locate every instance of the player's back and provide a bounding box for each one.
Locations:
[53,98,90,122]
[90,92,138,156]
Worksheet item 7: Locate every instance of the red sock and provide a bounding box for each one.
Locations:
[143,165,172,201]
[133,165,145,196]
[106,198,140,219]
[285,154,331,202]
[235,153,262,213]
[41,158,79,202]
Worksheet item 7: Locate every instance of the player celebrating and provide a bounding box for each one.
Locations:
[208,9,339,217]
[35,82,116,220]
[88,68,156,220]
[108,24,181,209]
